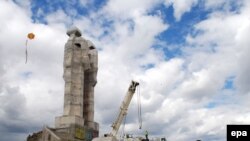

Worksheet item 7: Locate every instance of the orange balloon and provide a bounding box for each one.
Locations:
[27,33,35,39]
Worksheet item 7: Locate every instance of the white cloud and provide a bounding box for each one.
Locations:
[204,0,227,9]
[12,0,31,10]
[138,1,250,140]
[185,0,250,96]
[164,0,198,21]
[79,0,94,7]
[46,9,72,27]
[103,0,161,18]
[0,1,67,140]
[204,0,244,13]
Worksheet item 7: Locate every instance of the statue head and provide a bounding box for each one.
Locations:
[66,26,82,37]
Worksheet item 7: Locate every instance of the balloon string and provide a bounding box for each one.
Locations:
[25,39,28,64]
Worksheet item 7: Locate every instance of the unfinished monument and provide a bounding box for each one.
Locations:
[27,27,99,141]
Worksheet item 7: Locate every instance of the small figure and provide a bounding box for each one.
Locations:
[145,130,149,140]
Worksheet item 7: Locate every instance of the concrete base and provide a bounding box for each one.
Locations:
[55,115,84,128]
[27,125,99,141]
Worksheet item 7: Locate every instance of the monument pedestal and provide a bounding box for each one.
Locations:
[55,116,99,131]
[55,115,85,128]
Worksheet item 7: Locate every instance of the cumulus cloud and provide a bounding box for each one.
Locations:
[0,0,66,140]
[164,0,198,21]
[185,0,250,96]
[103,0,162,18]
[46,9,72,26]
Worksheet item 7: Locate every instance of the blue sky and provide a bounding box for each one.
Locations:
[1,0,250,141]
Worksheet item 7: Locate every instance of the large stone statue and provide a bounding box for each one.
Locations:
[27,26,99,141]
[55,26,98,130]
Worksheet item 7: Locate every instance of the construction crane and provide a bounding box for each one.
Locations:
[93,80,139,141]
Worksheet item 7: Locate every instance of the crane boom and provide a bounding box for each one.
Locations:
[110,80,139,136]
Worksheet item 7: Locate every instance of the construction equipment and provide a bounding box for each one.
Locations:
[92,80,139,141]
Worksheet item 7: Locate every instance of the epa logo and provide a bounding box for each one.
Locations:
[231,131,247,138]
[227,125,250,141]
